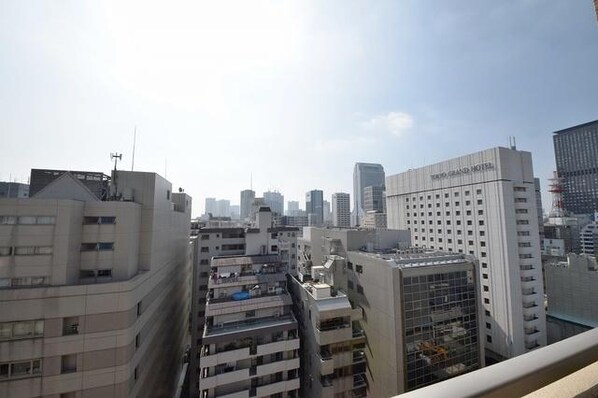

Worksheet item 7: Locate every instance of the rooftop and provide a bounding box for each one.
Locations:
[211,254,281,267]
[351,249,471,268]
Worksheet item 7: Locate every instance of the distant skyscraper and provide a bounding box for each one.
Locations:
[353,163,385,225]
[240,189,255,220]
[553,120,598,215]
[287,200,300,216]
[332,193,350,227]
[363,185,386,213]
[323,200,331,224]
[263,190,284,215]
[230,204,240,219]
[204,197,217,216]
[216,199,230,217]
[306,189,324,226]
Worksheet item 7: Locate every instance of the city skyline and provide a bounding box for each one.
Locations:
[1,2,597,217]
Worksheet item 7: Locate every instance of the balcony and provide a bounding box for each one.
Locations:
[353,350,366,363]
[318,350,334,375]
[353,374,367,389]
[521,288,536,296]
[255,377,300,397]
[208,270,287,288]
[396,328,598,398]
[204,314,296,339]
[200,368,250,389]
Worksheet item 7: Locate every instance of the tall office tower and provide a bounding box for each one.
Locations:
[553,120,598,215]
[306,190,324,226]
[332,193,351,228]
[294,228,481,396]
[363,185,385,213]
[196,208,300,398]
[386,147,546,361]
[0,182,29,198]
[545,254,598,343]
[323,200,331,224]
[240,189,255,220]
[216,199,230,218]
[0,169,191,398]
[286,201,299,216]
[353,163,385,226]
[264,190,284,216]
[205,197,217,216]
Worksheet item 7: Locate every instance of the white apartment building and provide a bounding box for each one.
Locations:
[331,193,350,228]
[190,208,299,398]
[0,169,192,398]
[386,147,546,360]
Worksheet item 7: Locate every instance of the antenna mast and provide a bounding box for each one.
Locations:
[110,153,122,172]
[548,171,566,218]
[131,126,137,171]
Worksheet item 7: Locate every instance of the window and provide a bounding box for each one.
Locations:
[97,269,112,278]
[201,234,209,240]
[480,231,485,237]
[484,298,490,304]
[466,210,472,216]
[14,246,53,255]
[166,190,171,200]
[454,192,459,197]
[486,322,492,329]
[356,264,363,274]
[0,320,43,340]
[137,302,142,317]
[245,310,256,318]
[467,220,472,226]
[347,261,353,270]
[36,216,56,225]
[0,247,12,256]
[481,252,487,257]
[516,209,528,214]
[79,270,95,279]
[63,317,78,336]
[518,231,530,236]
[483,273,488,279]
[485,310,491,316]
[487,335,492,343]
[477,199,483,205]
[356,285,364,294]
[0,216,17,225]
[136,333,141,349]
[465,200,471,206]
[514,187,527,192]
[98,242,114,251]
[467,231,473,236]
[61,354,77,373]
[482,262,488,268]
[479,220,484,226]
[478,210,484,215]
[518,242,531,248]
[519,254,533,259]
[468,240,474,245]
[17,216,36,225]
[515,198,527,203]
[480,241,486,247]
[200,247,209,253]
[517,220,529,225]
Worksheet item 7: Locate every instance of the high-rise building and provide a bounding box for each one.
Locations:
[306,190,324,226]
[264,190,284,216]
[216,199,230,218]
[294,228,482,396]
[0,169,191,398]
[230,204,240,219]
[553,120,598,215]
[363,185,385,213]
[205,197,217,216]
[353,163,385,226]
[0,182,29,198]
[386,147,546,360]
[580,221,598,255]
[286,200,300,216]
[240,189,255,220]
[194,208,300,398]
[323,200,331,224]
[331,192,351,228]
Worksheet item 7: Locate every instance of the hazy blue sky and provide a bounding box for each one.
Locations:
[1,1,597,216]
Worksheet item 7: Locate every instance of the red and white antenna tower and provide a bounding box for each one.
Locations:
[548,171,567,218]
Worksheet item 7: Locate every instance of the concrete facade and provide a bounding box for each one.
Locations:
[190,208,299,398]
[306,190,324,227]
[331,193,350,228]
[240,190,255,221]
[0,182,29,199]
[545,254,598,343]
[0,170,192,398]
[386,147,546,360]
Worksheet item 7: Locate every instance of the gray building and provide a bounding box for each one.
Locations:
[264,190,284,216]
[580,221,598,255]
[553,120,598,215]
[216,199,230,218]
[545,254,598,343]
[205,197,217,216]
[332,193,351,228]
[295,228,482,396]
[29,169,109,200]
[0,182,29,198]
[286,201,299,216]
[306,190,324,226]
[0,168,192,398]
[240,189,255,220]
[353,163,385,226]
[195,209,300,398]
[363,185,385,213]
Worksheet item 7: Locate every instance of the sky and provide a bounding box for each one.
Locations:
[1,1,597,217]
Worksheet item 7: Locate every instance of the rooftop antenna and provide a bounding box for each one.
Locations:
[548,171,567,218]
[131,126,137,171]
[110,153,122,172]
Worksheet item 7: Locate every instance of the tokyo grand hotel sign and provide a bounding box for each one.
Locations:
[430,162,495,181]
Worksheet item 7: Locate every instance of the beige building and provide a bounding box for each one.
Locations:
[192,208,300,398]
[0,169,191,398]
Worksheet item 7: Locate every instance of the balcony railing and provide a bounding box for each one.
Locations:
[396,328,598,398]
[206,289,287,304]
